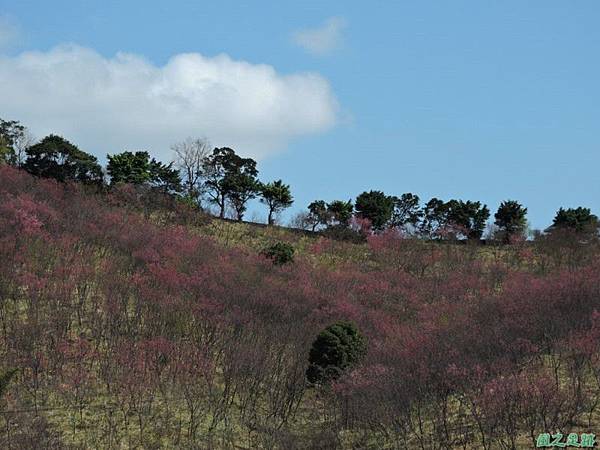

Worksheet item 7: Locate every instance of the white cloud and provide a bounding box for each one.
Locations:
[0,45,338,161]
[292,17,347,56]
[0,16,20,49]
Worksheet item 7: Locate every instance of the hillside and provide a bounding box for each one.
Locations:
[1,165,600,449]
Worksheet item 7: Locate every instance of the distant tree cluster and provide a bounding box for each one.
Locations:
[2,116,598,239]
[0,118,294,224]
[550,206,598,234]
[302,190,598,243]
[303,192,494,240]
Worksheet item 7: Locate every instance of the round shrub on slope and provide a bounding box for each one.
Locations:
[306,321,367,385]
[261,241,295,265]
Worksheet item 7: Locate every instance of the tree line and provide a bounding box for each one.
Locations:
[299,192,598,243]
[0,118,293,224]
[1,117,597,240]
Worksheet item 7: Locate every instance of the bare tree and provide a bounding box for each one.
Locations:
[13,129,35,168]
[171,137,212,205]
[290,211,315,231]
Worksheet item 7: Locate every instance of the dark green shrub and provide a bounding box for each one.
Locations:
[306,321,367,385]
[261,242,295,265]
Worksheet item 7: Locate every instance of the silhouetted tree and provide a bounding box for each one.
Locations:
[149,159,182,194]
[327,200,353,227]
[446,200,490,240]
[307,200,329,231]
[420,197,449,238]
[202,147,259,220]
[494,200,528,243]
[227,176,260,221]
[391,193,423,232]
[549,207,598,235]
[355,190,394,231]
[24,135,103,183]
[260,180,293,225]
[420,198,489,240]
[107,150,181,193]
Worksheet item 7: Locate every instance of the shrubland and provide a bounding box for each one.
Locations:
[1,165,600,449]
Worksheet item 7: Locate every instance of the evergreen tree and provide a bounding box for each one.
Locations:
[203,147,259,220]
[107,151,181,193]
[355,190,394,230]
[550,207,598,234]
[260,180,293,225]
[327,200,354,227]
[24,135,103,184]
[306,321,367,385]
[494,200,528,242]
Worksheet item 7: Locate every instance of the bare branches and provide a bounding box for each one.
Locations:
[171,137,212,204]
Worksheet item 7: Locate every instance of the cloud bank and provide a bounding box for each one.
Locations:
[0,45,338,161]
[292,17,347,56]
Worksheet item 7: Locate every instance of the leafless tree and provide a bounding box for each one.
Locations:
[289,211,314,230]
[13,129,35,168]
[171,137,212,205]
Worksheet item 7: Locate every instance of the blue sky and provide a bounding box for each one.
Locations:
[1,1,599,229]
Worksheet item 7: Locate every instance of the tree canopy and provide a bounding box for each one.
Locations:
[260,180,293,225]
[550,207,598,234]
[494,200,528,242]
[203,147,259,220]
[108,151,153,185]
[391,193,423,231]
[355,190,394,231]
[327,200,354,227]
[307,200,329,231]
[24,135,103,184]
[445,200,490,240]
[107,151,181,193]
[420,197,450,238]
[6,117,600,242]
